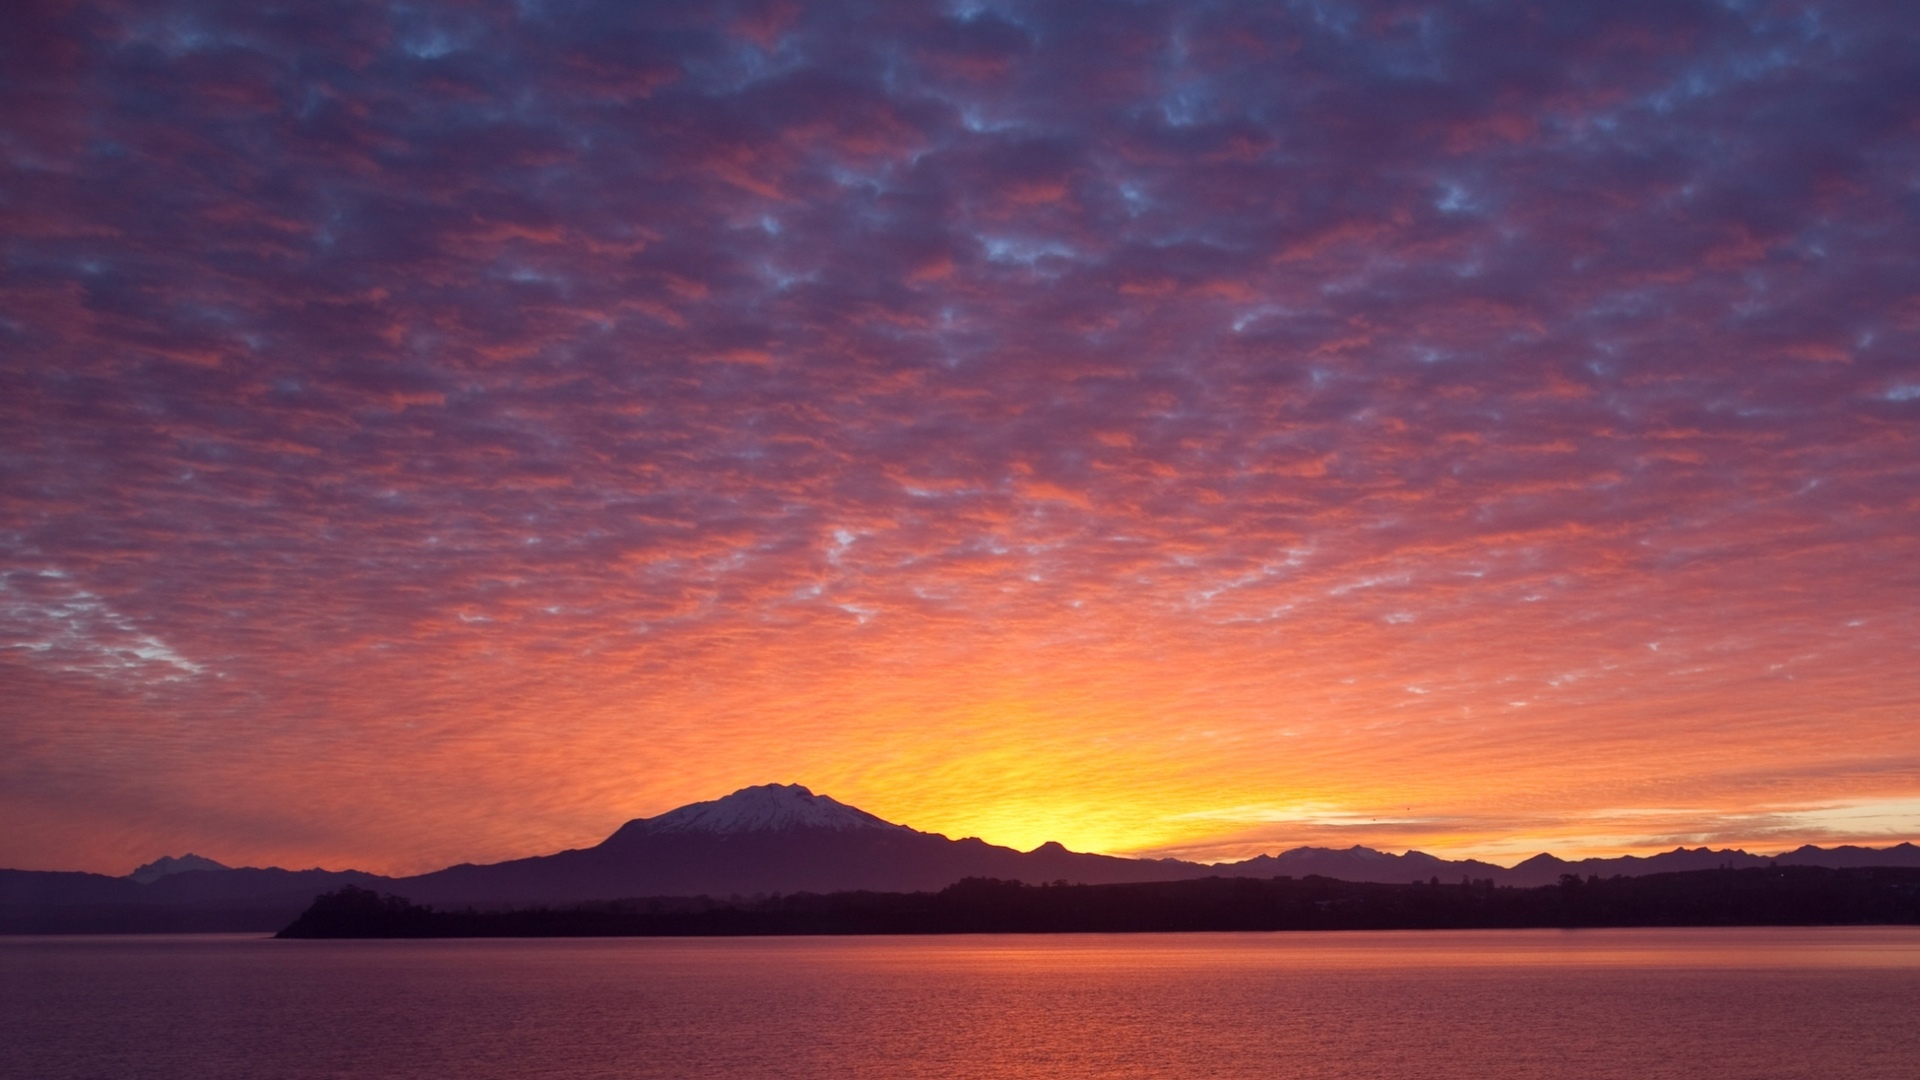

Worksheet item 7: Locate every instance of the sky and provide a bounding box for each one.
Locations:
[3,0,1918,877]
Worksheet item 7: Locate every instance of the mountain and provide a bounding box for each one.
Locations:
[1493,847,1775,887]
[622,784,907,834]
[0,864,385,933]
[392,784,1215,906]
[128,853,230,884]
[1212,843,1920,887]
[1777,842,1920,868]
[1221,845,1514,885]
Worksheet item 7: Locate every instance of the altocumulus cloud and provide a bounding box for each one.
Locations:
[1,0,1917,874]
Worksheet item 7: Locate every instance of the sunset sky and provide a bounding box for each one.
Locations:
[3,0,1918,877]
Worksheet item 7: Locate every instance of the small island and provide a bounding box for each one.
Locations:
[278,864,1920,938]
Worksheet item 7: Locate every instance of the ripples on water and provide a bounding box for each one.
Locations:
[4,928,1918,1079]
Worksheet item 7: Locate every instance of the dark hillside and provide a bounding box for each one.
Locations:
[279,865,1920,938]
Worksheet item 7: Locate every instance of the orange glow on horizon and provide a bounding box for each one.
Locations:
[12,549,1912,878]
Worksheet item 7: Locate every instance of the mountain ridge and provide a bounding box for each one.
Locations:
[6,784,1919,931]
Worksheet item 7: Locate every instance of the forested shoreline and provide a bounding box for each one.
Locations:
[278,865,1920,938]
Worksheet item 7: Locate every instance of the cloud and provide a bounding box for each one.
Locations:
[2,0,1917,873]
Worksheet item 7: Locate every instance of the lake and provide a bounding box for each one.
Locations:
[4,928,1918,1079]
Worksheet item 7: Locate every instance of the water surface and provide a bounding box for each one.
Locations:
[5,928,1917,1079]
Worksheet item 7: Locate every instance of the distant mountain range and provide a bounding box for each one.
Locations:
[5,783,1918,932]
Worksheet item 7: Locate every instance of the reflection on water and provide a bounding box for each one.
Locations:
[5,928,1918,1079]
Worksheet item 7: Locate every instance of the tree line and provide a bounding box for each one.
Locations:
[277,864,1920,938]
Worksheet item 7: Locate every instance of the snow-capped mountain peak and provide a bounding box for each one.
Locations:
[635,784,910,835]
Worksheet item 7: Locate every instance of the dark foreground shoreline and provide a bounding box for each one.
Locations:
[278,865,1920,938]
